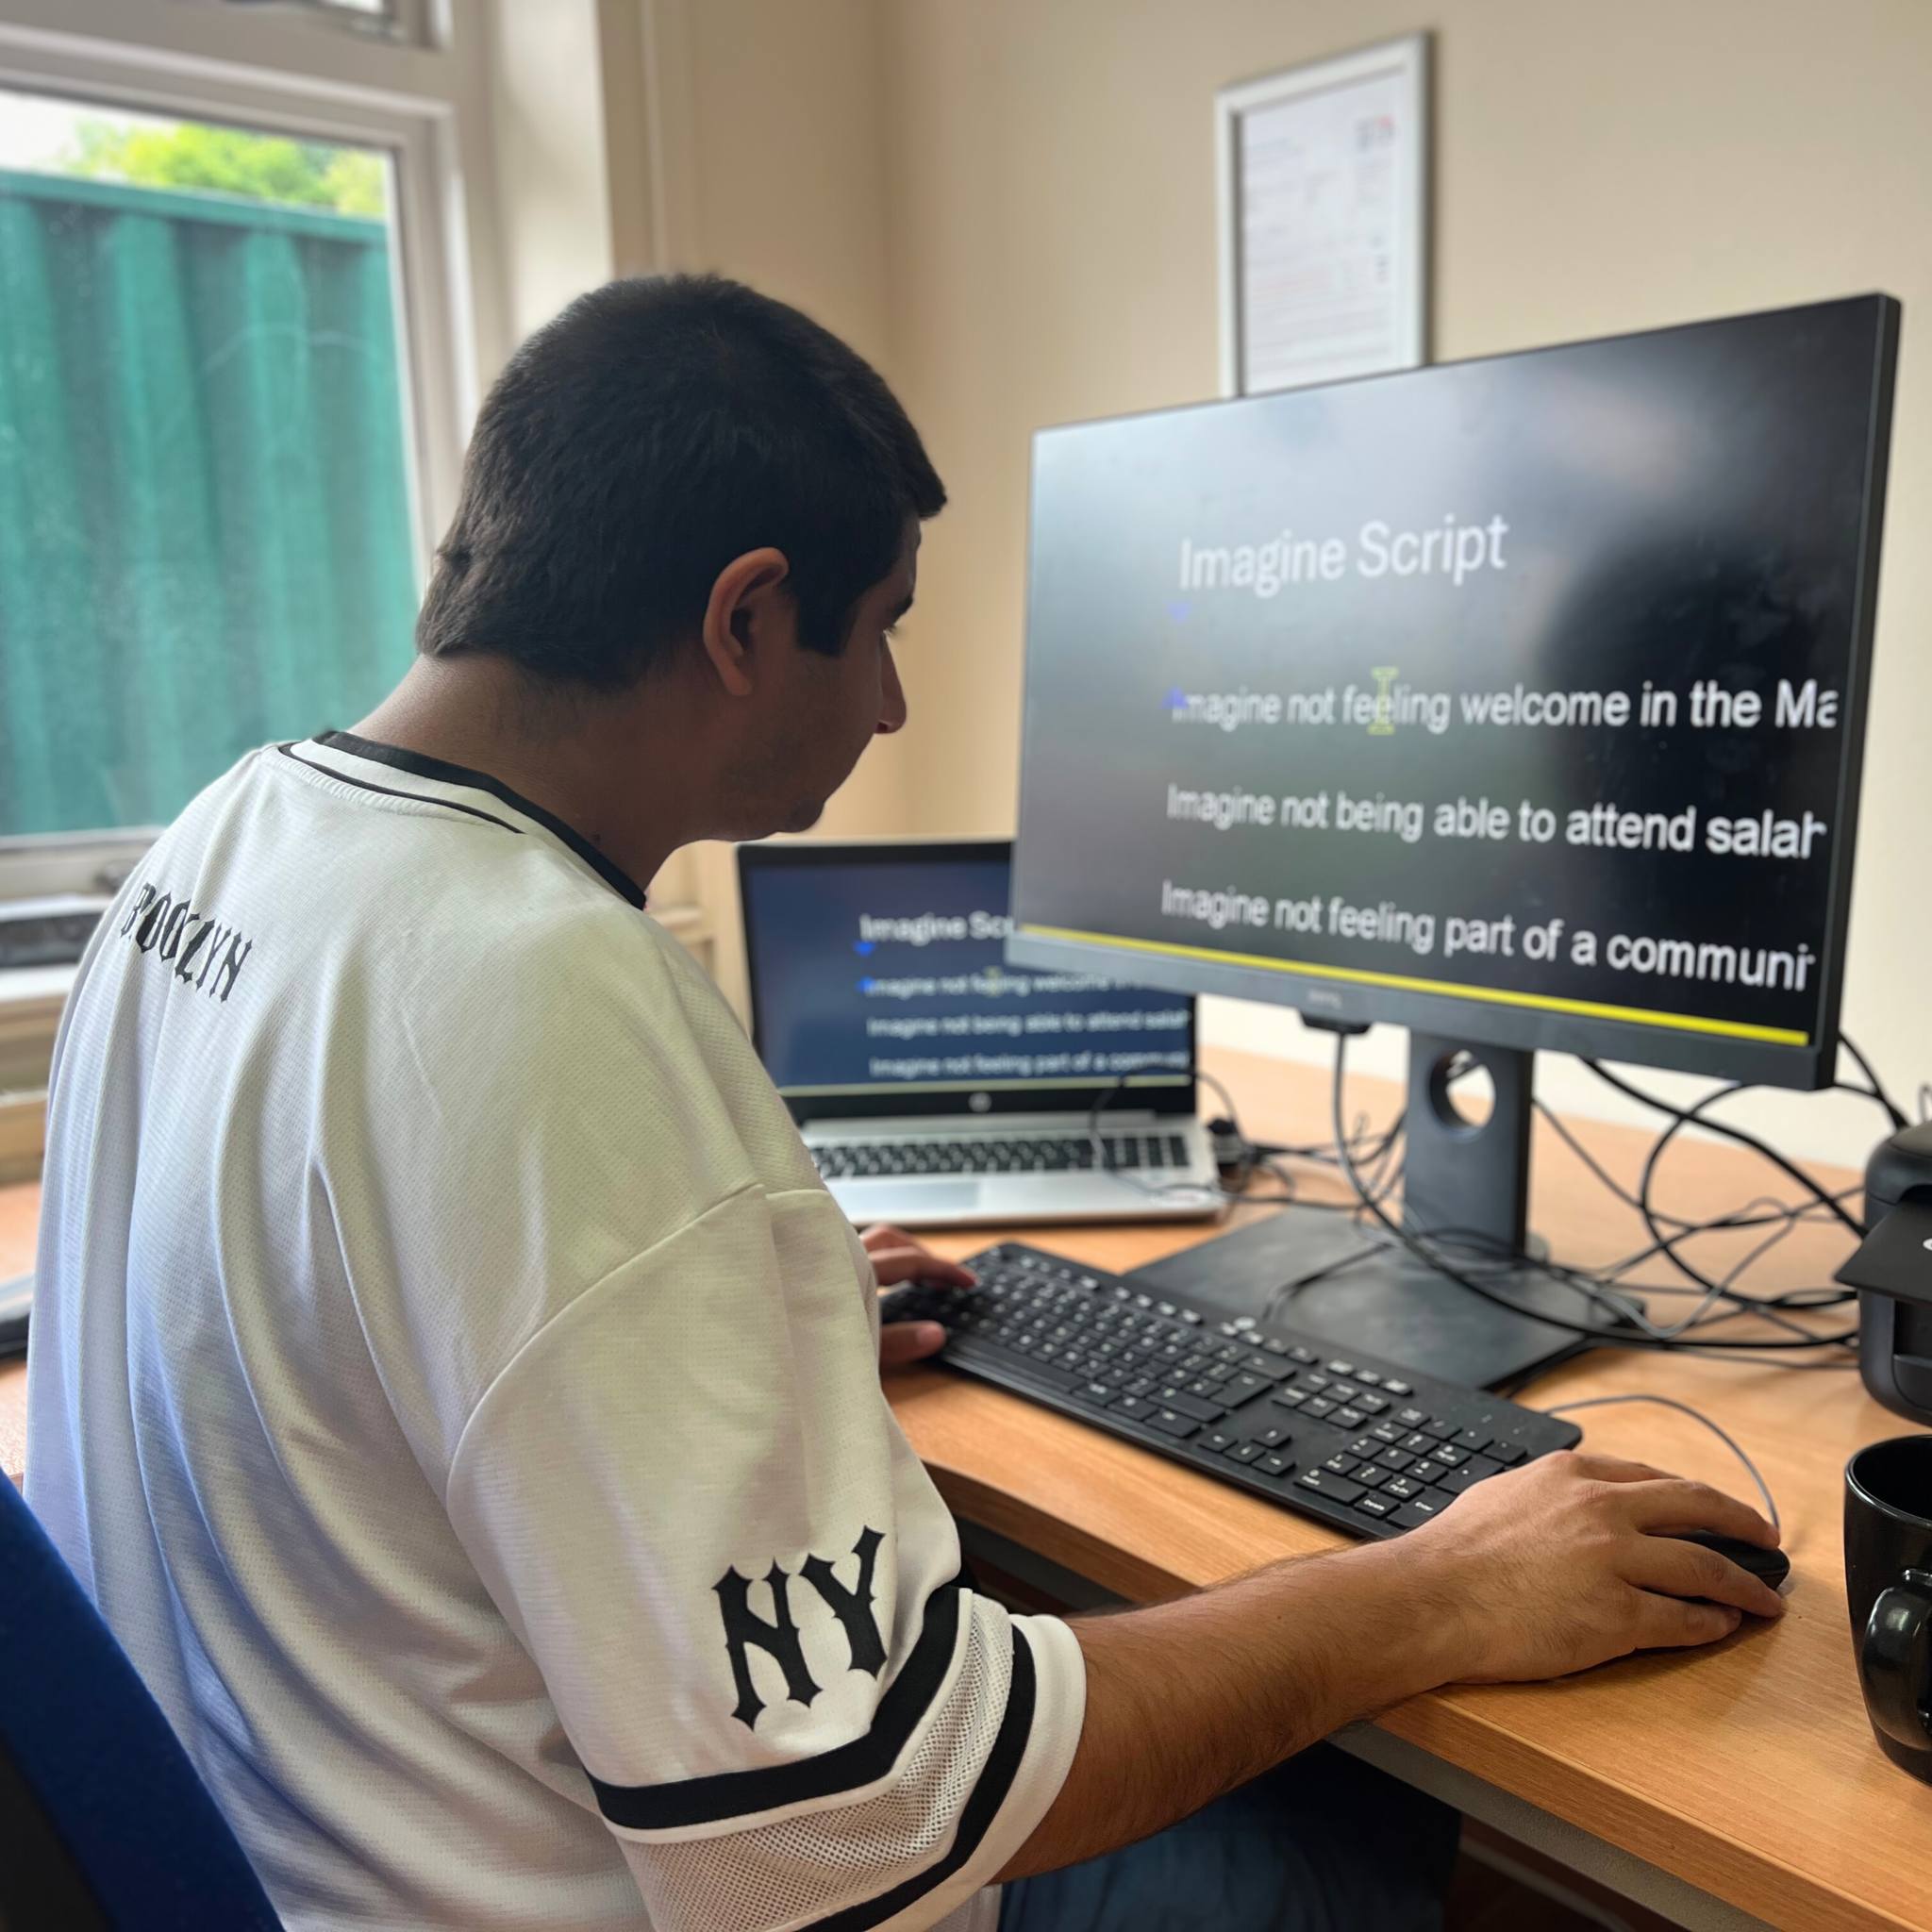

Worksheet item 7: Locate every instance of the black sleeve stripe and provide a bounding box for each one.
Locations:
[275,744,525,836]
[591,1575,966,1831]
[810,1625,1037,1932]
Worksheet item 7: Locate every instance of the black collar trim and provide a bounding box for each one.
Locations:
[314,731,645,908]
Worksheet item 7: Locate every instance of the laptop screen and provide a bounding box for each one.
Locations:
[739,841,1195,1120]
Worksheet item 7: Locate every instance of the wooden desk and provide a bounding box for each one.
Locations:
[895,1051,1922,1932]
[0,1047,1922,1929]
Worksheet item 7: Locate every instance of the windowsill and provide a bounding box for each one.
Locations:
[0,964,78,1013]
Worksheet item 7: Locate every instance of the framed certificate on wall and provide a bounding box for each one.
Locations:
[1216,33,1430,397]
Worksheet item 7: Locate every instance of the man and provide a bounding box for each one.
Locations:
[26,276,1784,1931]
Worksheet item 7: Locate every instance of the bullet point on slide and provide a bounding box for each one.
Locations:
[854,941,875,955]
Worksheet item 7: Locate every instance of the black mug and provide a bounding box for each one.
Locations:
[1846,1435,1932,1780]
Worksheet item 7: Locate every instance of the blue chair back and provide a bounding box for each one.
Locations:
[0,1474,281,1928]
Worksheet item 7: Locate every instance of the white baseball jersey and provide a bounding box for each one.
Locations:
[25,732,1085,1931]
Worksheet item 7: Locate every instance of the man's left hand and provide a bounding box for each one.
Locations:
[863,1224,976,1369]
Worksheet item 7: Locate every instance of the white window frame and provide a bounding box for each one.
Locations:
[0,0,507,902]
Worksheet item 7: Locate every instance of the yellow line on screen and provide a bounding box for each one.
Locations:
[1016,924,1809,1048]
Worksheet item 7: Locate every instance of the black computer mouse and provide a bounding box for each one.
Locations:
[1666,1530,1790,1591]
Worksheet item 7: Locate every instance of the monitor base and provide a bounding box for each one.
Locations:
[1125,1206,1608,1392]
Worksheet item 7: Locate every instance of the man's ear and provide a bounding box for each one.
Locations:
[699,547,791,698]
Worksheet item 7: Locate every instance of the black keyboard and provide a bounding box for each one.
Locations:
[816,1133,1189,1181]
[888,1242,1581,1540]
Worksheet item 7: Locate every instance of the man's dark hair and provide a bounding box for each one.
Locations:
[416,275,945,689]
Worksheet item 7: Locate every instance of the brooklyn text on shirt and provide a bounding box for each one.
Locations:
[117,879,255,1004]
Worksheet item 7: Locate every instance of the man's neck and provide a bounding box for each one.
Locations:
[349,656,692,893]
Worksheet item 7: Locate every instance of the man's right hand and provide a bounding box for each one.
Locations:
[997,1446,1787,1885]
[1401,1449,1786,1684]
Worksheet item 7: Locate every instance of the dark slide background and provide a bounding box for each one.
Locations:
[745,854,1191,1093]
[1012,299,1889,1047]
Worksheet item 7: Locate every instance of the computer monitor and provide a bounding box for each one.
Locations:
[1007,294,1898,1384]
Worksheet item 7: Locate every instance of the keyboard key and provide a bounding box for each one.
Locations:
[1422,1416,1457,1441]
[1225,1441,1263,1464]
[1257,1452,1295,1477]
[1322,1452,1360,1476]
[1327,1361,1357,1376]
[1303,1397,1337,1419]
[1074,1381,1120,1407]
[1333,1407,1367,1431]
[1383,1474,1424,1501]
[1355,1369,1383,1388]
[1304,1373,1331,1392]
[1401,1432,1435,1455]
[1297,1470,1365,1505]
[1390,1498,1445,1529]
[1354,1464,1391,1490]
[1157,1389,1226,1424]
[1397,1407,1428,1428]
[1384,1379,1413,1396]
[1438,1456,1504,1493]
[1370,1421,1406,1444]
[1239,1352,1288,1379]
[1355,1392,1390,1415]
[1256,1424,1291,1448]
[1016,1361,1081,1390]
[1111,1395,1154,1421]
[1409,1460,1447,1487]
[1148,1408,1201,1440]
[1488,1442,1527,1467]
[1329,1382,1360,1404]
[1431,1443,1469,1468]
[1356,1492,1395,1519]
[1455,1430,1491,1453]
[1290,1345,1319,1364]
[1272,1387,1310,1408]
[1202,1429,1236,1454]
[1377,1447,1415,1471]
[1224,1374,1271,1406]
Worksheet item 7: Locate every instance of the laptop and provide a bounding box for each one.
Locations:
[738,838,1222,1227]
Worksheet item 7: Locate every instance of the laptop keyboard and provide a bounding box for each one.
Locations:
[812,1132,1191,1180]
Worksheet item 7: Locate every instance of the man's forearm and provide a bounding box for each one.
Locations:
[994,1541,1458,1883]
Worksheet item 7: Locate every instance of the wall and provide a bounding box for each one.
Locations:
[659,0,912,850]
[867,0,1932,1166]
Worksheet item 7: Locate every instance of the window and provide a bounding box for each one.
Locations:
[0,91,421,840]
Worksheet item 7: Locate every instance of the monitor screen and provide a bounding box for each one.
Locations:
[739,841,1194,1117]
[1008,296,1897,1090]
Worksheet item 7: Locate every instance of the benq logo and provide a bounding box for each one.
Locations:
[969,1091,992,1114]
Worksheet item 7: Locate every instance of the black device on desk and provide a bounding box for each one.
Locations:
[1836,1122,1932,1423]
[885,1244,1581,1539]
[1007,294,1897,1390]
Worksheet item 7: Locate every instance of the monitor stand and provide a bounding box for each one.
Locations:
[1129,1033,1617,1391]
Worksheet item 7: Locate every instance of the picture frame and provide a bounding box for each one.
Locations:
[1216,33,1430,397]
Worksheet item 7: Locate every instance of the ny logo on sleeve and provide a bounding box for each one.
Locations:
[713,1527,890,1729]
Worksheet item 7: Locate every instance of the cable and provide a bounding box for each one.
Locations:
[1583,1060,1866,1238]
[1537,1393,1780,1535]
[1326,1035,1857,1357]
[1840,1035,1908,1131]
